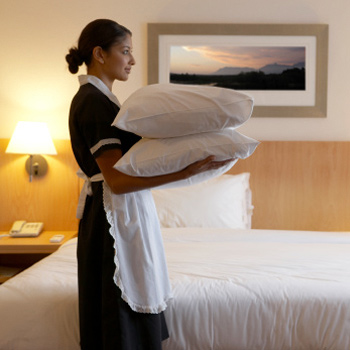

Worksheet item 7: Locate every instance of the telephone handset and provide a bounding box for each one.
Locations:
[10,220,44,237]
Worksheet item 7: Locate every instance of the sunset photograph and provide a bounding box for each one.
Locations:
[169,45,306,90]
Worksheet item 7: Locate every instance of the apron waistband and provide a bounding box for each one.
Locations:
[76,169,104,219]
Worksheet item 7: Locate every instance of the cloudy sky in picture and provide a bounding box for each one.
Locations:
[170,46,306,75]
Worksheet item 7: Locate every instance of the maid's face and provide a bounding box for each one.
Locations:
[103,34,135,83]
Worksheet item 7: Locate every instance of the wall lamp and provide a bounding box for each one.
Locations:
[5,121,57,182]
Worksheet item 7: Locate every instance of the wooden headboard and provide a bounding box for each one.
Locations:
[0,139,80,232]
[1,139,349,232]
[228,141,350,231]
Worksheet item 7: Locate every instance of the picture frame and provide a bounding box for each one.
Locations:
[147,23,328,118]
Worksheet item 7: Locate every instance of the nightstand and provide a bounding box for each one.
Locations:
[0,230,77,283]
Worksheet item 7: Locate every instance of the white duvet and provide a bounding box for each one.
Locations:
[0,228,349,350]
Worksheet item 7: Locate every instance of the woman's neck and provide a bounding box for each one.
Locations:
[87,67,113,91]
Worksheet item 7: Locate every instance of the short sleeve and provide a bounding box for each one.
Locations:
[78,90,122,158]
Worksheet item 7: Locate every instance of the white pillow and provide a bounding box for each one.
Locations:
[113,83,254,138]
[152,173,253,229]
[114,128,259,188]
[114,129,259,188]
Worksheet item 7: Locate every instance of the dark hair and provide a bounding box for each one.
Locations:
[65,19,132,74]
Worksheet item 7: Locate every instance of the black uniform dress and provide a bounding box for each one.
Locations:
[69,82,169,350]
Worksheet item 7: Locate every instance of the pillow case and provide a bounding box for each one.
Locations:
[152,173,253,229]
[114,128,259,189]
[112,83,254,138]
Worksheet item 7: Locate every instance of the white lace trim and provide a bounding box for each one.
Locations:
[90,138,121,155]
[102,182,172,314]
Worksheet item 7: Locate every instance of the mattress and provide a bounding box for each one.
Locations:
[0,228,349,350]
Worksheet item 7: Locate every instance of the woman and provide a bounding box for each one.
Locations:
[66,19,232,350]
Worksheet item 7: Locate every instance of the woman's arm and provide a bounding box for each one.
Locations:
[96,148,234,195]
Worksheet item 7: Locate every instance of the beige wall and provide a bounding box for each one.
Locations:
[0,0,349,142]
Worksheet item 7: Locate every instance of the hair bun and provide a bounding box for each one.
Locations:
[65,47,84,74]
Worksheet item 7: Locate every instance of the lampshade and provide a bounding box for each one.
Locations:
[5,121,57,155]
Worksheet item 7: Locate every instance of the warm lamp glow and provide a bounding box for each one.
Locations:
[6,121,57,155]
[6,121,57,182]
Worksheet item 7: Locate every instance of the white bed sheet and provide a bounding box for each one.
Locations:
[0,239,80,350]
[0,228,349,350]
[162,228,350,350]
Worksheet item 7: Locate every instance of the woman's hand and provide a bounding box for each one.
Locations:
[181,156,236,179]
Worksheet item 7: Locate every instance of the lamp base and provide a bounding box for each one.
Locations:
[25,155,48,181]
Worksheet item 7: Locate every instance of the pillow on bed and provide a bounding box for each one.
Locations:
[114,129,259,188]
[112,83,254,138]
[152,173,253,229]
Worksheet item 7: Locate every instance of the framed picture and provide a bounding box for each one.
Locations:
[147,23,328,118]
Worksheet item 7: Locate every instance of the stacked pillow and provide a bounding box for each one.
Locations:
[113,83,254,138]
[113,83,258,188]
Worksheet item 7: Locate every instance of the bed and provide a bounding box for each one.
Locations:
[0,172,349,350]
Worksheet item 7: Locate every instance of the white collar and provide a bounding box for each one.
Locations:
[78,75,121,107]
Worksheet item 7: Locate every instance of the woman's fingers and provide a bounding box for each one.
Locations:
[185,156,236,176]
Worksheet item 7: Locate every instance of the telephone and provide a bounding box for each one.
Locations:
[9,220,44,237]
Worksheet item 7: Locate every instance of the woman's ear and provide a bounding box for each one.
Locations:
[92,46,105,64]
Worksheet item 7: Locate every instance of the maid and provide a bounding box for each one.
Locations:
[66,18,230,350]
